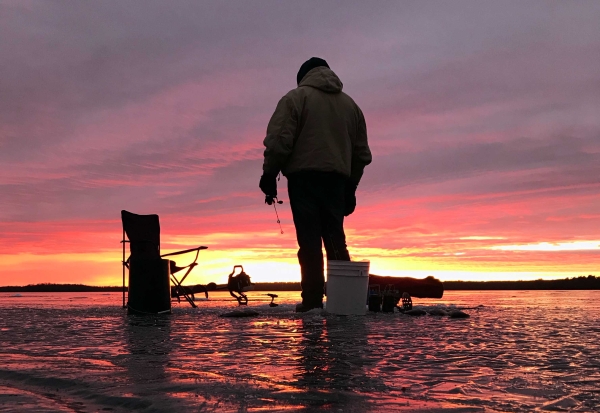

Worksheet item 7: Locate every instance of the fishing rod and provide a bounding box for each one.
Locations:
[265,195,284,234]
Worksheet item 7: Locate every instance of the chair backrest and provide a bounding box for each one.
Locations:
[121,210,161,259]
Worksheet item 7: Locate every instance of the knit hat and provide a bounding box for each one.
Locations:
[297,57,330,85]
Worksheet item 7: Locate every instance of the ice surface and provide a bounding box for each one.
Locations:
[0,290,599,412]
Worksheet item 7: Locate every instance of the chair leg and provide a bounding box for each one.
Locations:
[171,275,196,308]
[170,265,197,308]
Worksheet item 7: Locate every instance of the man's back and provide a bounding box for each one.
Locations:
[263,66,371,183]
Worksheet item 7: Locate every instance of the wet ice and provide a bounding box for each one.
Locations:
[0,291,599,412]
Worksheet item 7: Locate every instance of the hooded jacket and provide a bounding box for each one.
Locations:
[262,67,372,184]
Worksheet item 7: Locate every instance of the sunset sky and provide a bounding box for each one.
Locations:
[1,1,599,286]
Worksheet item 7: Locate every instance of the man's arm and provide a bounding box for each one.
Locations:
[262,95,298,175]
[350,107,372,185]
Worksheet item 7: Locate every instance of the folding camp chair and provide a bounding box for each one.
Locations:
[121,210,207,309]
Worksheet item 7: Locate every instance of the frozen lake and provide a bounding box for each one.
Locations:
[1,290,599,412]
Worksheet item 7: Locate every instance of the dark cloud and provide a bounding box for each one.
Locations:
[362,133,600,190]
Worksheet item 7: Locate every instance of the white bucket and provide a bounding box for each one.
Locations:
[325,260,370,315]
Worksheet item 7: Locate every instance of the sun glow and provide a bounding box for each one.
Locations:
[0,242,596,287]
[491,241,600,252]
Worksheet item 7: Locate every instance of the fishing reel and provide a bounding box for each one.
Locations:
[265,195,283,205]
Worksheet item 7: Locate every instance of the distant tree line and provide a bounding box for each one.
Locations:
[1,276,598,292]
[443,275,599,290]
[251,282,301,291]
[0,282,304,292]
[0,283,123,292]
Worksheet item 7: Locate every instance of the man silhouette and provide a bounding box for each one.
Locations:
[260,57,372,312]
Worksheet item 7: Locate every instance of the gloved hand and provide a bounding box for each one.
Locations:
[259,172,278,201]
[344,180,358,216]
[265,194,276,205]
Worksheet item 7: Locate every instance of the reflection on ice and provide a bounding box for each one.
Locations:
[0,291,599,412]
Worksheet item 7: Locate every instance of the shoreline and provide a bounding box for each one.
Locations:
[1,275,598,292]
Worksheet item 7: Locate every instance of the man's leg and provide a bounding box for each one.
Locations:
[288,174,324,306]
[319,174,350,262]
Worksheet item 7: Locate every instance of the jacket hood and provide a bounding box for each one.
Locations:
[298,67,343,93]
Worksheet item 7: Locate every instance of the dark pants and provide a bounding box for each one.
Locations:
[287,171,351,305]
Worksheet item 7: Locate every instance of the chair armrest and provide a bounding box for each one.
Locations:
[161,246,208,258]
